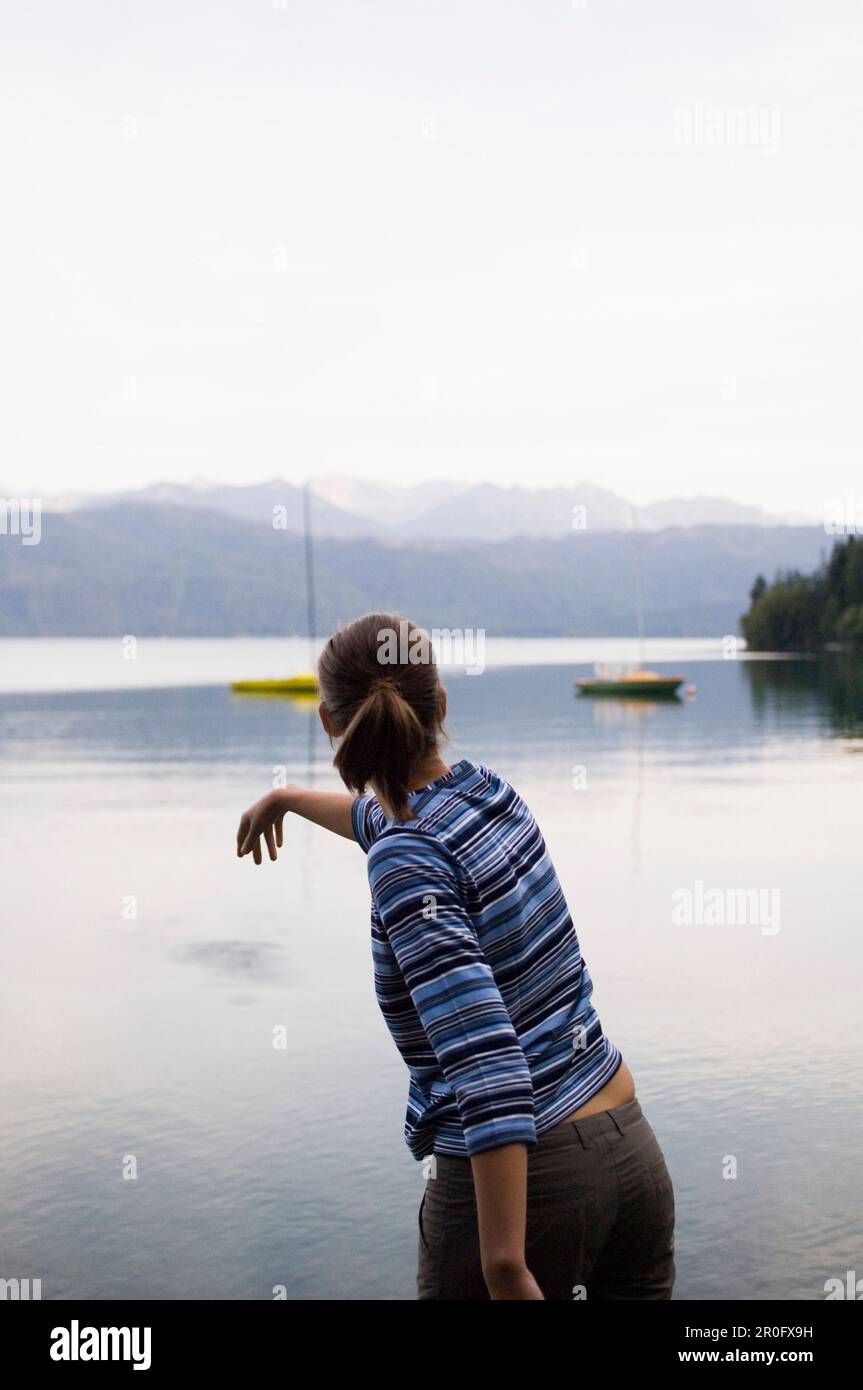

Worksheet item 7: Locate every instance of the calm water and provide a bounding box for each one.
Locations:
[1,638,861,1300]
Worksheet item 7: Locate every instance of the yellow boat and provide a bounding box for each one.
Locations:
[576,668,683,698]
[231,672,319,695]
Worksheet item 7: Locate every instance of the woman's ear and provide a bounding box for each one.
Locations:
[319,702,338,737]
[438,686,448,722]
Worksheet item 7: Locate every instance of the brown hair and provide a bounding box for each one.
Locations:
[317,612,444,821]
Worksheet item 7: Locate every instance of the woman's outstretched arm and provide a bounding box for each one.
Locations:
[236,785,356,862]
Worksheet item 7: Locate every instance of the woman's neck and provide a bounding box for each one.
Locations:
[406,753,451,792]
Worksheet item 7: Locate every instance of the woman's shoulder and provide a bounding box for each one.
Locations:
[456,757,506,792]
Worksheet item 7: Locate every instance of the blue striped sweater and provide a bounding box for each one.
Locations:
[352,757,623,1160]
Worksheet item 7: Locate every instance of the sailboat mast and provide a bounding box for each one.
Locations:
[631,504,646,669]
[302,481,317,670]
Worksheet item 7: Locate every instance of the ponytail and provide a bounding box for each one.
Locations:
[334,679,426,821]
[317,613,443,822]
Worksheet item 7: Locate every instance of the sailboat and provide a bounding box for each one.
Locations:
[575,667,684,697]
[230,481,320,696]
[576,506,685,699]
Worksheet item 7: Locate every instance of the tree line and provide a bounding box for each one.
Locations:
[741,535,863,651]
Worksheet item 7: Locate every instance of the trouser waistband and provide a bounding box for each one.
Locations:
[543,1095,644,1150]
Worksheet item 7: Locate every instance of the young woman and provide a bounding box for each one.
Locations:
[236,612,675,1301]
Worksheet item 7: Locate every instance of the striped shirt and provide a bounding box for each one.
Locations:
[352,757,622,1160]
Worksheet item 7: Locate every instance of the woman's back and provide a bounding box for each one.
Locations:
[354,757,623,1160]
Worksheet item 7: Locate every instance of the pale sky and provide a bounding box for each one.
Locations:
[2,0,861,517]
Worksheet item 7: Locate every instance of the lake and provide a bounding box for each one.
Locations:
[1,636,861,1300]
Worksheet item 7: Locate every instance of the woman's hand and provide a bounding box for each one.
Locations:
[236,786,358,858]
[484,1258,545,1301]
[236,789,291,864]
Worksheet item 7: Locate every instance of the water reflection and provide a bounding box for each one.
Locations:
[580,694,684,723]
[742,652,863,738]
[177,940,288,982]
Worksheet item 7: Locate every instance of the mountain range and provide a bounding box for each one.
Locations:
[0,500,831,638]
[38,475,807,543]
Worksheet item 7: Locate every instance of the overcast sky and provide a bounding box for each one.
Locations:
[2,0,861,516]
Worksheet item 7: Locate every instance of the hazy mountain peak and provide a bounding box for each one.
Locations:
[41,474,804,540]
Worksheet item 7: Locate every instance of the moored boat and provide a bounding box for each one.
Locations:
[230,672,319,695]
[576,667,683,698]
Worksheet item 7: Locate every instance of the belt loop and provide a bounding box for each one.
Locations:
[570,1120,591,1151]
[608,1109,625,1138]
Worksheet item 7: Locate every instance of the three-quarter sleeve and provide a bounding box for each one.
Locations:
[367,829,536,1156]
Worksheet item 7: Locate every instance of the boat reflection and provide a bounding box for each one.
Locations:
[229,688,319,709]
[583,693,683,722]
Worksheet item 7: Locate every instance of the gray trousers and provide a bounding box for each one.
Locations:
[417,1097,675,1301]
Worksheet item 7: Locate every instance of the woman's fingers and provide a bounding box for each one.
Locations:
[239,822,259,858]
[237,803,285,864]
